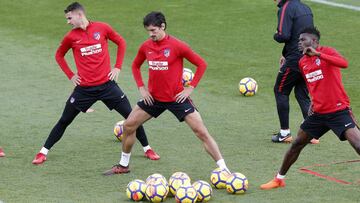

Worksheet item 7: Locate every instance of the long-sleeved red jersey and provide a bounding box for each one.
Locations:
[299,46,349,114]
[55,21,126,87]
[132,35,207,102]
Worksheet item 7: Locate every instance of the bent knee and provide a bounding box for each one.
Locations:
[124,120,137,133]
[193,127,210,139]
[290,140,308,151]
[58,117,73,126]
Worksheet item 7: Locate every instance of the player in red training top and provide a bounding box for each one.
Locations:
[32,2,159,165]
[103,11,230,175]
[261,27,360,190]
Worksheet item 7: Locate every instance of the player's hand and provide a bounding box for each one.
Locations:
[108,68,120,81]
[303,46,320,57]
[139,86,154,106]
[71,74,81,86]
[279,56,286,67]
[175,86,194,103]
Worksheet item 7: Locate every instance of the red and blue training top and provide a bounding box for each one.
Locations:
[55,21,126,87]
[132,35,207,102]
[299,46,349,114]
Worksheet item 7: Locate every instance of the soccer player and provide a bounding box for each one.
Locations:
[260,27,360,190]
[103,11,230,175]
[0,147,5,157]
[272,0,319,144]
[31,2,159,165]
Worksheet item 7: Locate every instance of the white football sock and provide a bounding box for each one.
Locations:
[143,145,151,152]
[119,152,131,167]
[40,147,49,155]
[280,129,290,137]
[276,173,286,179]
[216,159,230,173]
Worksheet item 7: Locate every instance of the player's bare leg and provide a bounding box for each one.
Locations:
[103,105,152,175]
[261,129,311,190]
[122,105,153,153]
[278,129,311,174]
[184,111,230,172]
[344,127,360,155]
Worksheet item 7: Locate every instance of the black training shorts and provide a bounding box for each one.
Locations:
[300,108,358,141]
[137,98,197,122]
[67,81,127,112]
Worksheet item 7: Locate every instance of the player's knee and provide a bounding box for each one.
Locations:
[58,117,73,127]
[123,120,136,134]
[291,140,307,151]
[192,127,209,140]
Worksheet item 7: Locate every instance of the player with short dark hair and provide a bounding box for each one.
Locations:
[261,27,360,190]
[64,1,85,13]
[143,11,167,29]
[103,11,230,175]
[272,0,319,144]
[31,2,159,165]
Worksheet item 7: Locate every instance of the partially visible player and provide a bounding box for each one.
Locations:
[272,0,319,144]
[261,27,360,190]
[0,147,5,157]
[103,11,230,175]
[31,2,159,165]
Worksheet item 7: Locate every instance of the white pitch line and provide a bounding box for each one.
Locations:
[307,0,360,11]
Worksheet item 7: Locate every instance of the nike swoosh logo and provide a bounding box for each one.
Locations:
[121,94,125,99]
[75,39,82,43]
[345,123,352,127]
[278,136,289,142]
[185,108,192,113]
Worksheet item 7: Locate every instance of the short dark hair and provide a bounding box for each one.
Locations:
[64,2,85,13]
[300,26,321,40]
[143,11,167,30]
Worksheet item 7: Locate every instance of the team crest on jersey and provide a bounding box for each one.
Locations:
[315,58,321,66]
[93,32,101,40]
[164,48,170,57]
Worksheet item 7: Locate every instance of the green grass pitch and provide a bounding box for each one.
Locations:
[1,0,360,202]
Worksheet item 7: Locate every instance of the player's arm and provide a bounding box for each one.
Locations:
[304,47,348,68]
[181,44,207,88]
[132,45,154,105]
[55,35,80,86]
[105,24,126,69]
[274,5,293,43]
[319,48,348,68]
[175,42,207,103]
[105,24,127,80]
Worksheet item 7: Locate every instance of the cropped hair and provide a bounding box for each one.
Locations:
[300,26,321,40]
[143,11,167,30]
[64,2,85,13]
